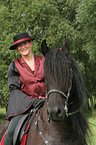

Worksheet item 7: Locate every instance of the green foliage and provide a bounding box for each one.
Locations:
[88,95,96,109]
[76,0,96,93]
[0,108,6,125]
[87,110,96,145]
[0,0,95,108]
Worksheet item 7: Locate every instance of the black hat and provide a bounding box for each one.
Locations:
[9,32,35,50]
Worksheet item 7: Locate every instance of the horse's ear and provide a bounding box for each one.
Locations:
[41,39,49,56]
[62,39,70,56]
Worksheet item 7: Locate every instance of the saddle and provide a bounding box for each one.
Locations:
[13,100,45,145]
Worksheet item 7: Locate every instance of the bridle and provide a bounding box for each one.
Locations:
[46,68,79,117]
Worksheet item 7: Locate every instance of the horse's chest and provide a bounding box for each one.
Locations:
[44,129,67,145]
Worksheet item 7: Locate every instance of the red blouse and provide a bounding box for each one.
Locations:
[14,56,46,98]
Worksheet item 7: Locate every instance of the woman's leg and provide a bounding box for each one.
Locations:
[4,114,24,145]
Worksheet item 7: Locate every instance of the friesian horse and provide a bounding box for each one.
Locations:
[26,39,89,145]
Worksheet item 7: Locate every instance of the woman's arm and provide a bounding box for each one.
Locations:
[6,61,36,120]
[8,61,21,90]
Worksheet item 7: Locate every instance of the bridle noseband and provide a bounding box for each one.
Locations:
[46,68,79,117]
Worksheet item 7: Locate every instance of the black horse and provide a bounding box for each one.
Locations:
[26,39,89,145]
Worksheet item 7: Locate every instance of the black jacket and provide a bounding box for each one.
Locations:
[6,61,38,121]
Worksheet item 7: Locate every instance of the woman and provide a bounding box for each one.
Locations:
[4,32,46,145]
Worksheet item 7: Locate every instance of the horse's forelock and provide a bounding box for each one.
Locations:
[44,48,70,91]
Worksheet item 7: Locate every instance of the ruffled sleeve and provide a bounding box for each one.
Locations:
[6,61,35,121]
[8,61,21,90]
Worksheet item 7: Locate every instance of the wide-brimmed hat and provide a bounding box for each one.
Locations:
[9,32,35,50]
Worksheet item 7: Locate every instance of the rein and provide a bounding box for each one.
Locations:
[35,112,51,145]
[20,100,45,143]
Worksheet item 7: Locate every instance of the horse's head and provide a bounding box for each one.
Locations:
[41,39,87,122]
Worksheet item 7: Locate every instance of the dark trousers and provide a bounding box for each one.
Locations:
[4,114,24,145]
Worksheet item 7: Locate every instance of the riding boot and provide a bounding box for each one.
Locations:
[4,137,13,145]
[4,114,24,145]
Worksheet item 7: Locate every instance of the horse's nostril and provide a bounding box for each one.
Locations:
[47,109,50,115]
[47,107,63,121]
[56,108,62,117]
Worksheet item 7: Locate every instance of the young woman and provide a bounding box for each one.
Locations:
[4,32,46,145]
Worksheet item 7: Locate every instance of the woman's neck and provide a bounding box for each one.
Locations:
[22,53,35,71]
[22,53,34,62]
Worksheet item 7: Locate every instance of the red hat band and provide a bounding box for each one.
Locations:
[14,37,31,45]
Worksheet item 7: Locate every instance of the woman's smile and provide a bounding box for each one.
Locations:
[17,41,32,56]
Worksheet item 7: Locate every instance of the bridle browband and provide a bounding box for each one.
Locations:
[46,67,79,117]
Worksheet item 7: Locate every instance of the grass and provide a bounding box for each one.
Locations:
[0,108,6,125]
[87,110,96,145]
[0,108,96,144]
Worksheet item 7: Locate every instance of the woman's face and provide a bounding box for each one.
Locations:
[17,41,32,56]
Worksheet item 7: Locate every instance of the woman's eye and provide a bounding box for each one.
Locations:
[24,41,27,44]
[17,44,21,47]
